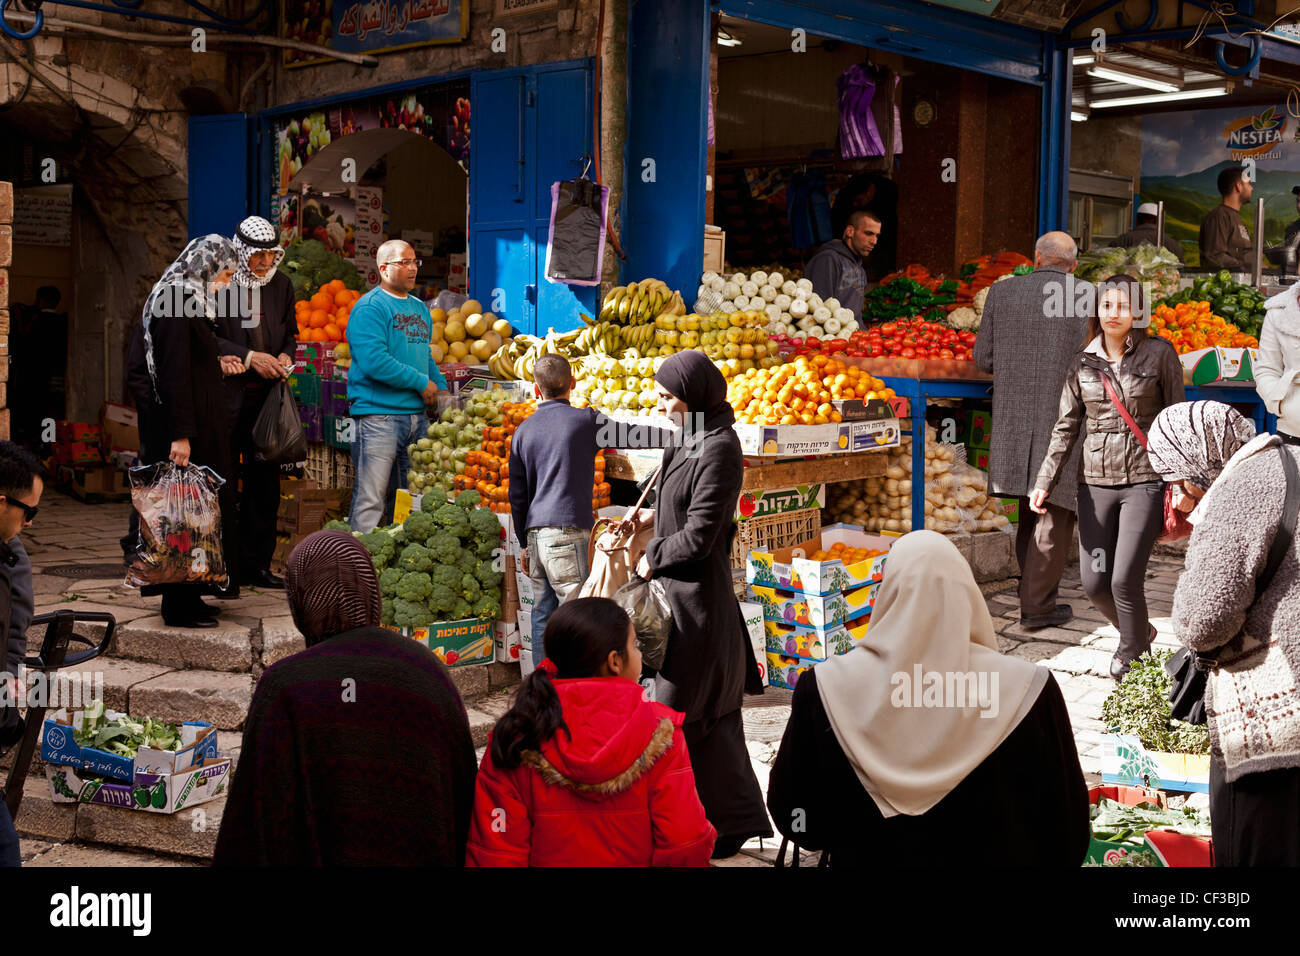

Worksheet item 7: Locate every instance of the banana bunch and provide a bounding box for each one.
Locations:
[574,319,622,355]
[599,279,685,326]
[618,323,655,353]
[488,328,587,381]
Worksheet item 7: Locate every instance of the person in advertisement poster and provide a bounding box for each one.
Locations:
[1198,166,1254,272]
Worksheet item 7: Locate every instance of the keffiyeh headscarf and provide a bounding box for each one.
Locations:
[140,234,238,398]
[285,530,383,647]
[232,216,284,289]
[1146,401,1257,490]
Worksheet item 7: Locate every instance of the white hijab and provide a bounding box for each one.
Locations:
[814,530,1047,817]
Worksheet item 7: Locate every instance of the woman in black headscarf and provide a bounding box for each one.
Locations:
[213,530,477,866]
[634,350,771,858]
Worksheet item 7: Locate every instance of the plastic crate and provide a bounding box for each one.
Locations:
[331,447,355,490]
[730,506,821,570]
[303,443,332,486]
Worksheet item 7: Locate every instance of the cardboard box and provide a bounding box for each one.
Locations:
[495,620,522,664]
[738,601,766,685]
[54,441,103,466]
[735,484,825,522]
[748,579,877,630]
[746,524,892,596]
[964,409,991,450]
[299,405,323,442]
[703,229,726,273]
[324,415,355,451]
[1100,733,1210,794]
[734,418,900,457]
[764,615,870,663]
[1085,784,1168,866]
[829,397,896,422]
[463,376,532,400]
[57,421,100,443]
[45,758,231,814]
[322,379,350,417]
[41,710,219,784]
[60,464,127,499]
[99,403,139,457]
[438,362,475,395]
[289,370,322,406]
[407,617,496,668]
[966,447,989,471]
[766,652,817,690]
[995,496,1020,524]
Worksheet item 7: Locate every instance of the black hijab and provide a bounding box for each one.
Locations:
[655,350,735,432]
[285,530,382,646]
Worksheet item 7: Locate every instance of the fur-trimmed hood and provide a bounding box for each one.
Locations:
[520,678,684,798]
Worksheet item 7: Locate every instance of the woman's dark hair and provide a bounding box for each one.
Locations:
[1084,273,1150,349]
[490,597,632,770]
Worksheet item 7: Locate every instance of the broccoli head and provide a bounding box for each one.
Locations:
[421,485,449,513]
[430,582,457,613]
[378,566,404,597]
[468,507,502,542]
[381,597,395,627]
[393,598,434,630]
[455,552,477,578]
[433,503,471,538]
[359,531,396,571]
[474,560,503,589]
[396,571,433,603]
[323,519,352,532]
[402,510,436,546]
[431,563,461,590]
[428,531,462,566]
[472,594,502,621]
[451,598,473,620]
[397,543,434,573]
[455,490,482,510]
[473,537,499,560]
[460,573,482,603]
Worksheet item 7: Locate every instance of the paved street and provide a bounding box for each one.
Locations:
[9,491,1185,866]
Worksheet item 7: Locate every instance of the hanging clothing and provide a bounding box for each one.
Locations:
[836,64,902,162]
[786,170,834,252]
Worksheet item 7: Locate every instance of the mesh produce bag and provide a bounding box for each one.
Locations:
[124,462,228,589]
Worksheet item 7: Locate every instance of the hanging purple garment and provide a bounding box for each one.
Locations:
[837,64,885,159]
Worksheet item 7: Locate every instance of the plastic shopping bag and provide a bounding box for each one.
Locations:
[253,380,308,464]
[614,576,672,671]
[544,178,608,285]
[124,462,228,589]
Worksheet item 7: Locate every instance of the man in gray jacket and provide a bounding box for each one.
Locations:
[975,232,1087,629]
[805,209,881,321]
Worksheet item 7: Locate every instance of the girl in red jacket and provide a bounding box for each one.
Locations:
[467,597,716,866]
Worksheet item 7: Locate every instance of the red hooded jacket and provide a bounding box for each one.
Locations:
[466,677,716,866]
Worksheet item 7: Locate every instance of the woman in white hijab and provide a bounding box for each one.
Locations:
[767,530,1089,865]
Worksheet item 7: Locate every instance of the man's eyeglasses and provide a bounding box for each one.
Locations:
[382,259,422,269]
[2,499,38,523]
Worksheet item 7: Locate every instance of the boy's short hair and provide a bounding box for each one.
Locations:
[534,355,573,399]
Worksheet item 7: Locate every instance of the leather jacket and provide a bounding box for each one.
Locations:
[1035,335,1185,490]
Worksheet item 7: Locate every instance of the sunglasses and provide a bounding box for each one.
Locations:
[3,498,39,523]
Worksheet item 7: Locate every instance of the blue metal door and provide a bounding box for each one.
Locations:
[187,114,250,240]
[470,61,595,337]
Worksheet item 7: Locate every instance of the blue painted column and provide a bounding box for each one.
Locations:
[624,0,711,292]
[1038,35,1072,235]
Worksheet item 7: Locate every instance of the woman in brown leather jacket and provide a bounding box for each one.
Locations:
[1029,276,1185,678]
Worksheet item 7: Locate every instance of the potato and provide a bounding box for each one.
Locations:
[884,519,901,532]
[886,465,906,480]
[885,478,899,494]
[899,479,912,494]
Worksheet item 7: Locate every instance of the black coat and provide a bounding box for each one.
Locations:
[214,271,297,417]
[767,669,1090,865]
[646,425,762,725]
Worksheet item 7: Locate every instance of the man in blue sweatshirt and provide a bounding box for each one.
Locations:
[347,240,448,531]
[510,355,670,664]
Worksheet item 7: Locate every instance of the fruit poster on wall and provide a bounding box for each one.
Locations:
[274,80,471,196]
[281,0,468,67]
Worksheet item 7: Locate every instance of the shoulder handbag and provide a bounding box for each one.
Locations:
[575,466,661,601]
[1166,445,1299,724]
[1097,372,1192,543]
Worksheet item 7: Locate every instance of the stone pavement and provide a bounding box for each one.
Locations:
[5,492,1187,867]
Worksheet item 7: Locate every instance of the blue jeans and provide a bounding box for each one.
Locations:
[350,413,427,532]
[528,527,591,667]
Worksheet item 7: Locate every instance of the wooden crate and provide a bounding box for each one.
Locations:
[304,443,331,486]
[730,506,821,570]
[331,446,355,490]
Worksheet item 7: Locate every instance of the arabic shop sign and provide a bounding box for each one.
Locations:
[281,0,468,68]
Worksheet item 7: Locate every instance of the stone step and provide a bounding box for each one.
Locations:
[130,670,254,731]
[109,616,254,674]
[22,839,202,867]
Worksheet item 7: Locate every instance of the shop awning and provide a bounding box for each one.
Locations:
[285,127,426,194]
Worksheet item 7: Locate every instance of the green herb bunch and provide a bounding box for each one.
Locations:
[1099,649,1211,756]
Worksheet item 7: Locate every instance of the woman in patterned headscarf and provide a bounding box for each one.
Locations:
[132,235,241,627]
[213,530,478,867]
[1146,401,1260,521]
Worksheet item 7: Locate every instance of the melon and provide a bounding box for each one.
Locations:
[448,340,470,360]
[464,312,488,338]
[431,321,446,343]
[492,318,512,338]
[430,342,445,363]
[444,321,467,343]
[481,329,503,352]
[469,339,493,361]
[430,308,447,323]
[460,298,483,316]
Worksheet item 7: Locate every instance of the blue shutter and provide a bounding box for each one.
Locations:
[187,115,250,240]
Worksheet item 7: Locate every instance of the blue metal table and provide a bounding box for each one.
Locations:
[881,376,1274,533]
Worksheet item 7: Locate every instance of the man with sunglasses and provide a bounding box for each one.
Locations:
[347,240,448,531]
[0,441,41,866]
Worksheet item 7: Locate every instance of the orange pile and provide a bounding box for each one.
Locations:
[728,354,896,425]
[808,541,887,563]
[295,280,361,343]
[1152,301,1258,353]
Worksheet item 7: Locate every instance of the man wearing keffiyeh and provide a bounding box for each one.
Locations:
[215,216,298,592]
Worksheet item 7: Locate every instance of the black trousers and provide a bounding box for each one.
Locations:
[683,709,773,843]
[1211,758,1300,866]
[229,385,282,581]
[1077,482,1163,661]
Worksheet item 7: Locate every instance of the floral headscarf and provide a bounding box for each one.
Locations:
[1146,401,1257,490]
[232,216,284,289]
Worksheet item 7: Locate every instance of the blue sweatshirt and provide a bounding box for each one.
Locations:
[509,401,669,547]
[346,287,448,416]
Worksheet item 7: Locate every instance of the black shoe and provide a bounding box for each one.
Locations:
[243,570,285,590]
[162,615,219,629]
[193,600,222,615]
[710,835,747,859]
[1110,654,1133,680]
[216,585,241,600]
[1020,603,1074,630]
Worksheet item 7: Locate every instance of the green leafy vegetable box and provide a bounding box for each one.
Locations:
[747,580,877,630]
[746,525,891,596]
[393,617,496,668]
[42,705,218,784]
[45,759,230,815]
[1101,734,1210,794]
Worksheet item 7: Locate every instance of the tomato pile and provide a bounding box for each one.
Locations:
[842,318,977,360]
